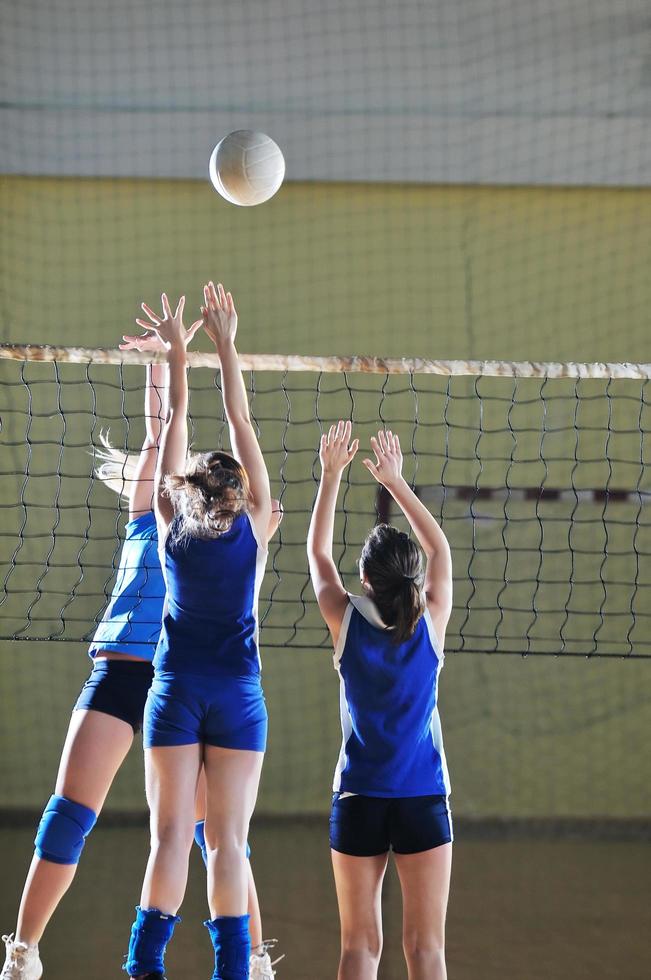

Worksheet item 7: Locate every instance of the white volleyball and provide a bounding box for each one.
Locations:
[209,130,285,206]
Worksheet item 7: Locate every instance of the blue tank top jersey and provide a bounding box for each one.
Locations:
[333,594,450,798]
[154,512,267,677]
[89,511,164,661]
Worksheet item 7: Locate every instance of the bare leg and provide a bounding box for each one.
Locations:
[331,850,389,980]
[247,864,263,949]
[140,743,203,914]
[194,764,264,946]
[195,766,207,823]
[394,843,452,980]
[15,709,134,944]
[203,746,264,918]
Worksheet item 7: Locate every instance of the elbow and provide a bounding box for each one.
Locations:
[307,551,331,579]
[306,530,322,560]
[426,540,451,563]
[228,410,252,429]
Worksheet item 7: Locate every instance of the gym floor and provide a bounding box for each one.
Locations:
[1,818,649,979]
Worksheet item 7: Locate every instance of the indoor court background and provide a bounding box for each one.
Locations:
[1,2,650,978]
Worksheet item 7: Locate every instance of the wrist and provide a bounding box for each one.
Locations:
[215,336,236,354]
[166,342,186,359]
[384,474,407,494]
[321,467,343,482]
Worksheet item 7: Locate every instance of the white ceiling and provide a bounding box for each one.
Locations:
[1,0,649,184]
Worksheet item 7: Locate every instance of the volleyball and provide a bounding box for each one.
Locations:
[209,130,285,206]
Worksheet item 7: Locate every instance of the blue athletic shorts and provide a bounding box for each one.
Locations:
[74,658,154,734]
[144,672,268,751]
[329,792,453,856]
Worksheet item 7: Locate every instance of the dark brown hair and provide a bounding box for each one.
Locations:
[164,450,250,541]
[360,524,425,644]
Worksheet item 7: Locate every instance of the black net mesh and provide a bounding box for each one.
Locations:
[2,356,650,659]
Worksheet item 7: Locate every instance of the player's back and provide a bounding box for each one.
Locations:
[334,594,450,798]
[91,510,163,659]
[155,511,267,677]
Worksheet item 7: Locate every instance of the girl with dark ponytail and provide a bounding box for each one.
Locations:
[308,422,454,980]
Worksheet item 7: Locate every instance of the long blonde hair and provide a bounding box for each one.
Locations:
[93,431,140,500]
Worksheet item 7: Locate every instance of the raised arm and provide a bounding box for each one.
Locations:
[134,294,201,534]
[119,324,169,520]
[307,420,359,645]
[363,429,453,646]
[202,282,272,543]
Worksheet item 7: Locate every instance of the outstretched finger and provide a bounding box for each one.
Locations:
[217,282,228,308]
[348,438,360,461]
[369,435,383,465]
[187,318,202,341]
[161,293,172,318]
[175,295,186,320]
[209,281,219,309]
[135,319,157,331]
[362,457,379,479]
[141,302,161,325]
[377,429,389,454]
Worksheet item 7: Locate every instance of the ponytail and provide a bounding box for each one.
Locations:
[360,524,425,644]
[94,431,140,500]
[164,450,250,542]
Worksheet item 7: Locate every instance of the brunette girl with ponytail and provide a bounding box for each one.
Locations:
[308,422,454,980]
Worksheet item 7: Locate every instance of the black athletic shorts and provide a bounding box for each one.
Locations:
[329,792,453,856]
[74,658,155,734]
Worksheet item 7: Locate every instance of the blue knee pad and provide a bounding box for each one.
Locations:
[194,822,252,867]
[34,794,97,865]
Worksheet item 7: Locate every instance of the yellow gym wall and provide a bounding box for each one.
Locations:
[2,177,650,361]
[1,176,650,819]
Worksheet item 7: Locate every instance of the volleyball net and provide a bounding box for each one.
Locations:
[2,344,650,661]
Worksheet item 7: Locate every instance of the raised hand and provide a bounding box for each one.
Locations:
[134,294,202,352]
[319,420,359,476]
[362,429,404,489]
[202,281,238,349]
[119,322,167,353]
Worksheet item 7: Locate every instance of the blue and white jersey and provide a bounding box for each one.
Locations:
[333,594,450,798]
[154,512,267,677]
[90,511,164,661]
